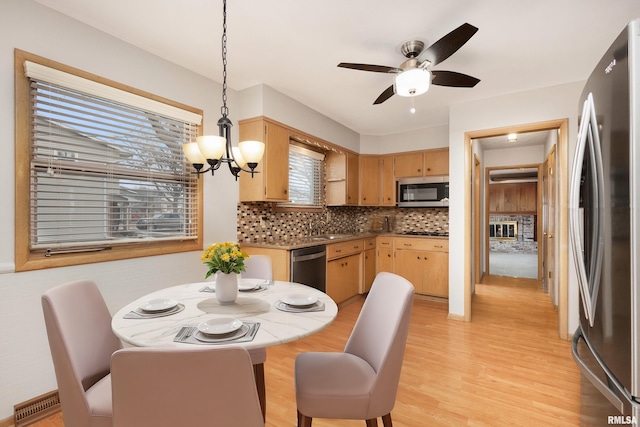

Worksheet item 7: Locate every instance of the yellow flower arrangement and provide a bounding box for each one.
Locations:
[201,242,249,278]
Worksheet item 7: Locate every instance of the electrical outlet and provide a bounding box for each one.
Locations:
[260,216,267,228]
[326,211,331,222]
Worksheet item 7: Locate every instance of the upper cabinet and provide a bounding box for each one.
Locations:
[326,151,359,206]
[394,148,449,178]
[238,118,289,202]
[359,155,380,206]
[359,155,395,206]
[380,155,395,206]
[489,182,537,214]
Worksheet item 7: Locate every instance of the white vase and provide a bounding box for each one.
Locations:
[215,272,238,304]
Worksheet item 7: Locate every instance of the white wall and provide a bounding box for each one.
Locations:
[360,124,449,154]
[483,144,545,167]
[448,81,585,335]
[237,84,361,152]
[0,0,239,419]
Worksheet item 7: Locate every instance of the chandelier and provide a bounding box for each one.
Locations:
[182,0,264,180]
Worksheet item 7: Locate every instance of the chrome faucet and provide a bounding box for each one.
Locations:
[308,220,326,236]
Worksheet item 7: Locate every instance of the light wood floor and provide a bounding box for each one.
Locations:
[33,275,580,426]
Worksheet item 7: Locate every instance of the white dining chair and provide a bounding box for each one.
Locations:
[294,272,414,427]
[41,280,122,427]
[242,254,273,418]
[111,346,264,427]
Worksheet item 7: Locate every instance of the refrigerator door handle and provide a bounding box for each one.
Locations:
[569,93,605,327]
[572,329,625,413]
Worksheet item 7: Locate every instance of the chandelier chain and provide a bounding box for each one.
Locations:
[220,0,229,118]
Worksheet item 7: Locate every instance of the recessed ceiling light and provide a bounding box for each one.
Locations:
[507,133,518,142]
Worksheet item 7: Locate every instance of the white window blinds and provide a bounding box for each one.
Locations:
[27,65,200,251]
[287,144,325,207]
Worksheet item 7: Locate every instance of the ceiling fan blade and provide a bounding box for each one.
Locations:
[338,63,402,73]
[373,85,395,104]
[431,70,480,88]
[418,23,478,66]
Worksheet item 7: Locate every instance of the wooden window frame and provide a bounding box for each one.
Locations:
[14,49,203,272]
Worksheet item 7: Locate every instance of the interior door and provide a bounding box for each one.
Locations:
[542,146,557,302]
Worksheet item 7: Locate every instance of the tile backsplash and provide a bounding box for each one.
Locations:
[237,202,448,243]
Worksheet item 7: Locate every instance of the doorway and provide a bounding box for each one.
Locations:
[465,119,569,339]
[485,164,541,281]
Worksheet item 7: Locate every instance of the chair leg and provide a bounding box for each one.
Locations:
[365,419,378,427]
[253,363,266,421]
[381,413,393,427]
[297,410,312,427]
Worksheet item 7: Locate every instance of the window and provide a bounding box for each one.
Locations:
[286,143,325,207]
[15,50,203,271]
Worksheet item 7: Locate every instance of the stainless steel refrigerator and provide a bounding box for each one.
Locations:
[570,19,640,425]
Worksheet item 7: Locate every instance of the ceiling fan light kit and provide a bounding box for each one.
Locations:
[395,68,431,97]
[338,22,480,106]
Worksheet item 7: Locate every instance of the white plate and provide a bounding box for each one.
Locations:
[198,318,244,335]
[281,293,318,307]
[239,279,265,291]
[139,298,179,313]
[194,324,250,342]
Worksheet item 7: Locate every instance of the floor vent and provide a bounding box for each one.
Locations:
[13,390,60,427]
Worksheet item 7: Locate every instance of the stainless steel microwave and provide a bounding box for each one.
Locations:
[397,176,449,207]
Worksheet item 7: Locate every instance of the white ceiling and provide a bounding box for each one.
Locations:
[34,0,640,136]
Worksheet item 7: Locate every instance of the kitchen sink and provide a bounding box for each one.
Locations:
[310,234,355,241]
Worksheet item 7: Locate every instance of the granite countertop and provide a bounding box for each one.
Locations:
[240,232,448,250]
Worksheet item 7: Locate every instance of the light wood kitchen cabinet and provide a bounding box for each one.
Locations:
[238,118,289,202]
[242,246,290,281]
[394,237,449,297]
[326,151,359,206]
[376,236,394,273]
[394,152,424,178]
[359,155,380,205]
[393,149,449,178]
[380,155,395,206]
[326,239,363,304]
[362,238,376,292]
[327,253,361,304]
[424,149,449,176]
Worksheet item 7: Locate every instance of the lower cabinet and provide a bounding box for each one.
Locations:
[327,253,360,304]
[363,248,375,293]
[377,237,449,298]
[376,236,394,274]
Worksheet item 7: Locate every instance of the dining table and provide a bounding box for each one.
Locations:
[111,278,338,418]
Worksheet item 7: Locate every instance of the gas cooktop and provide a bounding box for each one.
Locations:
[401,231,449,237]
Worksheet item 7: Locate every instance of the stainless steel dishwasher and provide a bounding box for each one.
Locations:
[290,245,326,292]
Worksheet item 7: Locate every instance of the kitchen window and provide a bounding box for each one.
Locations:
[285,143,325,208]
[14,50,203,271]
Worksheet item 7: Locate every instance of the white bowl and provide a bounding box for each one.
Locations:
[198,318,243,335]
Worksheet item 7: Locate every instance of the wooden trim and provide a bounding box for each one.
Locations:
[14,49,204,271]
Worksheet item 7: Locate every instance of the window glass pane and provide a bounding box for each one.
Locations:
[29,79,198,250]
[287,145,324,207]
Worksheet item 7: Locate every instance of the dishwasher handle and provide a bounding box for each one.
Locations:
[292,251,326,262]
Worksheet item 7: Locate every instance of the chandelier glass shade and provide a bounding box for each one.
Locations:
[394,68,431,97]
[183,0,264,180]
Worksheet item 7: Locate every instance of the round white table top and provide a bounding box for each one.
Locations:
[111,280,338,350]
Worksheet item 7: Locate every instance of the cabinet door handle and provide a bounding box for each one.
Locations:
[403,243,412,247]
[335,249,342,253]
[434,245,443,248]
[354,245,360,249]
[387,254,391,258]
[417,256,421,260]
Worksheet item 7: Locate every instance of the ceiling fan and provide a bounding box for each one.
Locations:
[338,23,481,105]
